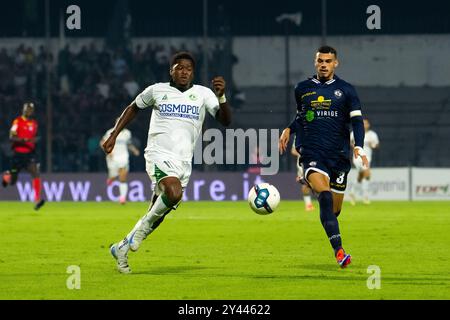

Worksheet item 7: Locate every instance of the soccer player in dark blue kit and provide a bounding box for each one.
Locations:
[279,46,369,268]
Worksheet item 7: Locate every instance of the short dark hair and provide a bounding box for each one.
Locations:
[317,45,337,57]
[170,51,196,69]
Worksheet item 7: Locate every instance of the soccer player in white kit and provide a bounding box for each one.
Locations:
[349,118,379,204]
[102,51,232,273]
[100,124,140,204]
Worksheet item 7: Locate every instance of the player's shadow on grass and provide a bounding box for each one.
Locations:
[130,264,450,285]
[131,265,211,275]
[247,272,368,282]
[295,263,349,272]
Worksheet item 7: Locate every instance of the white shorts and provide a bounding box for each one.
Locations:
[145,156,192,196]
[296,156,304,178]
[106,156,129,178]
[353,156,371,171]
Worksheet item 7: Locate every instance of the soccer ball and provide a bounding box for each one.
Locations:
[248,183,280,215]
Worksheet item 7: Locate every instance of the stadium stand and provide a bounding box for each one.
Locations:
[1,42,449,172]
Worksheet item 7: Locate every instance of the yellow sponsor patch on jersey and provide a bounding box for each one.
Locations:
[311,95,332,109]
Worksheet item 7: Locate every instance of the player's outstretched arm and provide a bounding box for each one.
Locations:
[102,102,140,154]
[128,144,140,156]
[10,134,25,143]
[212,76,232,127]
[279,110,303,155]
[9,129,35,143]
[279,128,291,155]
[9,125,20,142]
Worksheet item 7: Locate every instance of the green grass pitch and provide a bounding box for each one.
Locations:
[0,201,449,300]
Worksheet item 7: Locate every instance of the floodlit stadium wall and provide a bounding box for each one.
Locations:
[0,168,449,202]
[1,34,449,87]
[232,35,450,87]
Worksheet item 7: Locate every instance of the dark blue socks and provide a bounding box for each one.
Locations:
[318,191,342,253]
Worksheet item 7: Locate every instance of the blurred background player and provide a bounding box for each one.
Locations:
[100,121,140,204]
[103,51,232,273]
[2,102,45,211]
[290,136,315,211]
[348,118,379,205]
[247,146,262,174]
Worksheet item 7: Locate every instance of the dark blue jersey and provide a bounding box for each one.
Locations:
[289,75,364,159]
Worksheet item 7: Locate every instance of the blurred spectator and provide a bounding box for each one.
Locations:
[97,75,111,99]
[123,72,139,98]
[112,51,128,77]
[87,132,102,172]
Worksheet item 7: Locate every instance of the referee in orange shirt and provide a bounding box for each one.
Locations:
[2,102,45,210]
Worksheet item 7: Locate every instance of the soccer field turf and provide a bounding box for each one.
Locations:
[0,201,449,300]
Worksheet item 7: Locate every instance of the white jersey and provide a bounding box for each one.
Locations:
[135,82,220,162]
[103,128,132,162]
[350,129,379,161]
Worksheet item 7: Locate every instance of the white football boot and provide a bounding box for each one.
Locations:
[110,239,131,274]
[129,227,149,252]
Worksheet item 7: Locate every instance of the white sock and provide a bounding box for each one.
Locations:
[125,195,172,242]
[362,179,369,199]
[304,195,312,206]
[119,182,128,199]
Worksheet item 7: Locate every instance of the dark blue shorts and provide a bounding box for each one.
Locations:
[299,151,351,194]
